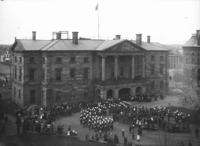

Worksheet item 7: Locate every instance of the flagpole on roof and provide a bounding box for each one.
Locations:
[95,1,100,40]
[98,5,100,40]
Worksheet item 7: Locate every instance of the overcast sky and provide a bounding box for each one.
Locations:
[0,0,199,45]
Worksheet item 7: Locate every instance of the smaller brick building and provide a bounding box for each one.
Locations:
[11,31,169,107]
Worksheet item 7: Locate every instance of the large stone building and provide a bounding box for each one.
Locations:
[11,31,169,107]
[183,30,200,96]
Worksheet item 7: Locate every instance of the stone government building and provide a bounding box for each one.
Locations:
[183,30,200,97]
[11,31,169,107]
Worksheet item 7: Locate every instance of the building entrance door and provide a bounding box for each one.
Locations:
[118,88,131,101]
[107,89,113,99]
[135,86,142,96]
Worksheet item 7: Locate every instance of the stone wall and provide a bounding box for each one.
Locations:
[41,51,94,106]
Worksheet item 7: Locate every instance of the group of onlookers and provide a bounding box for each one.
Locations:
[119,94,164,102]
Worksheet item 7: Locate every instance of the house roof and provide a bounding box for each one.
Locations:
[131,41,169,51]
[0,45,10,53]
[183,34,199,47]
[13,39,169,52]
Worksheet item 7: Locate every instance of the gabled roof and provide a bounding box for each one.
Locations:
[0,45,10,53]
[17,39,51,51]
[12,39,169,52]
[41,39,104,51]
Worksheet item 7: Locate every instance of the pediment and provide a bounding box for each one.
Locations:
[105,40,144,52]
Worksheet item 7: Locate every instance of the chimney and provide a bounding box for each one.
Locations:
[115,35,121,40]
[147,35,151,43]
[56,32,61,40]
[196,30,200,45]
[32,31,36,40]
[136,34,142,45]
[72,31,78,44]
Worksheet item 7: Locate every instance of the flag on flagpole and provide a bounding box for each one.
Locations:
[95,3,99,11]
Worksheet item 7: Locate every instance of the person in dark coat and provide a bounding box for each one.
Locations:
[188,140,192,146]
[124,137,127,146]
[16,117,21,134]
[114,134,119,144]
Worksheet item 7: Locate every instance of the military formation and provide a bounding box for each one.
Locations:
[80,105,114,132]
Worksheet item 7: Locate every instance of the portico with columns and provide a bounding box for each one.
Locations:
[100,54,145,81]
[94,40,147,100]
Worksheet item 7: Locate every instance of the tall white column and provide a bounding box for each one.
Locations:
[131,56,135,79]
[114,56,118,80]
[102,56,106,81]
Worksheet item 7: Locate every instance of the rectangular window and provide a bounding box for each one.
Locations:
[30,90,36,104]
[160,80,164,89]
[70,68,76,78]
[151,55,155,61]
[160,64,164,74]
[55,91,61,102]
[29,68,36,81]
[160,56,164,61]
[151,81,155,89]
[150,64,155,75]
[18,89,21,99]
[14,87,16,97]
[83,68,89,79]
[70,57,76,63]
[19,57,22,64]
[29,57,35,64]
[19,66,22,81]
[14,66,17,79]
[83,90,88,98]
[14,56,17,63]
[83,57,89,63]
[55,68,62,81]
[55,57,62,64]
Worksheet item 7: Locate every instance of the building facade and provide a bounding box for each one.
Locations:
[169,50,183,69]
[11,32,169,107]
[183,30,200,96]
[0,45,11,63]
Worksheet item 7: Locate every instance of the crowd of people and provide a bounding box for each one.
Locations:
[15,103,81,135]
[80,99,191,134]
[15,107,55,135]
[50,103,80,117]
[120,94,164,102]
[77,99,194,146]
[80,103,114,133]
